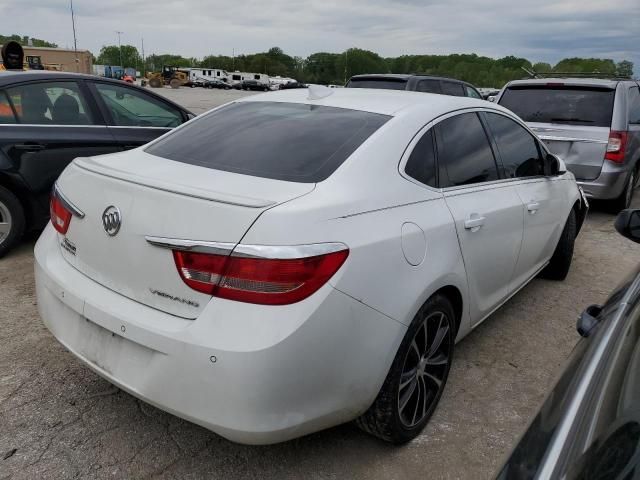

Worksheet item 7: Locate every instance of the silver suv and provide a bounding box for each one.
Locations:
[496,77,640,210]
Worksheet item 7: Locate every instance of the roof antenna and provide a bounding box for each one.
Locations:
[307,84,334,100]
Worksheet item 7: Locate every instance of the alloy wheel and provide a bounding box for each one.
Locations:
[0,200,12,246]
[398,311,452,427]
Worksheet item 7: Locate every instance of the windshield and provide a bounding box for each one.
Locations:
[347,78,407,90]
[145,102,389,183]
[499,86,615,127]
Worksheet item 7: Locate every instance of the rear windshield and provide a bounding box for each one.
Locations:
[499,86,615,127]
[145,102,389,183]
[347,78,407,90]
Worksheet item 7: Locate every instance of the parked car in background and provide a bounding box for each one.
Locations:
[496,208,640,480]
[278,81,307,90]
[497,77,640,210]
[239,79,270,91]
[193,78,231,90]
[0,70,194,257]
[346,74,483,99]
[37,88,586,445]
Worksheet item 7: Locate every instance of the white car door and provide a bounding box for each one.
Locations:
[436,112,524,325]
[482,112,567,288]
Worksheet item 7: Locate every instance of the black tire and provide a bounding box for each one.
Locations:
[0,185,25,258]
[540,209,576,281]
[356,294,455,443]
[610,169,636,213]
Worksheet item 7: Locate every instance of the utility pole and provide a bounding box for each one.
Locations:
[70,0,79,72]
[344,49,348,84]
[116,31,124,69]
[141,37,145,77]
[232,48,235,71]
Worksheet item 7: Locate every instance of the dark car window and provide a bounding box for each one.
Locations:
[629,87,640,124]
[441,81,465,97]
[146,102,390,183]
[465,86,482,99]
[6,81,95,125]
[499,86,615,127]
[436,113,499,187]
[347,78,407,90]
[485,113,545,178]
[94,83,183,128]
[416,80,441,94]
[0,91,16,124]
[405,129,437,187]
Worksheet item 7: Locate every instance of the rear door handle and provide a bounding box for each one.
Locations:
[527,201,540,213]
[14,142,45,151]
[464,214,486,231]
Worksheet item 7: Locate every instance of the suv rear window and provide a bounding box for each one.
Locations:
[499,86,615,127]
[145,102,389,183]
[347,78,407,90]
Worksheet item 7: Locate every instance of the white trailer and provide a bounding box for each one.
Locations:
[185,68,231,84]
[228,71,270,87]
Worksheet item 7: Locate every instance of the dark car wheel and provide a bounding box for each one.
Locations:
[611,169,637,212]
[540,208,576,280]
[0,185,25,258]
[356,293,455,443]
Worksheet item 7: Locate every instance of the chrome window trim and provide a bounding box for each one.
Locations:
[537,135,608,145]
[145,236,348,259]
[53,183,85,218]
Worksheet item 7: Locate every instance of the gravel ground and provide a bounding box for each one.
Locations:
[1,87,640,479]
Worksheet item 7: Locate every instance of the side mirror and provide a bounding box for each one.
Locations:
[615,209,640,243]
[487,96,496,103]
[186,112,196,120]
[547,154,567,175]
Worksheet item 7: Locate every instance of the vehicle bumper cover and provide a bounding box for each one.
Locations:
[577,162,631,200]
[35,225,406,444]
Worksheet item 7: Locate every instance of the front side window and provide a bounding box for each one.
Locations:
[436,112,499,187]
[485,113,545,178]
[0,91,16,124]
[441,81,465,97]
[146,102,389,183]
[629,87,640,124]
[94,83,183,128]
[465,86,482,99]
[6,81,94,125]
[404,129,437,187]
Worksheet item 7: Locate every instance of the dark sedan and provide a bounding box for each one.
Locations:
[0,70,194,257]
[496,208,640,479]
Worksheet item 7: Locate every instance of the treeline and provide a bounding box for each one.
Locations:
[0,34,57,48]
[98,44,637,87]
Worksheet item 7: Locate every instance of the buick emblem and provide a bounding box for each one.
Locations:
[102,206,121,236]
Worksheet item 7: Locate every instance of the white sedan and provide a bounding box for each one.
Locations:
[35,87,587,445]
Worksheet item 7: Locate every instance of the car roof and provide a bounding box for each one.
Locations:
[349,73,476,86]
[0,70,126,87]
[237,87,502,118]
[504,77,626,89]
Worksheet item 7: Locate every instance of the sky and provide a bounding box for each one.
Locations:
[2,0,638,73]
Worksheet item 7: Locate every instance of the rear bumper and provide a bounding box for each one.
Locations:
[576,162,631,200]
[34,225,405,444]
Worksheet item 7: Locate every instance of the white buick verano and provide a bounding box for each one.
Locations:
[36,87,587,444]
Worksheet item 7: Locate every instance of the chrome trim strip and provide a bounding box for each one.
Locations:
[538,135,607,145]
[53,183,85,218]
[145,236,348,259]
[232,242,348,259]
[145,236,235,255]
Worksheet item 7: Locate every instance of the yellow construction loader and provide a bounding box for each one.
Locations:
[146,66,189,88]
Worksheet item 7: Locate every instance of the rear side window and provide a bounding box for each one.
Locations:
[347,79,407,90]
[405,129,437,187]
[499,86,615,127]
[484,113,545,178]
[416,80,441,94]
[436,113,499,187]
[465,86,482,99]
[146,102,390,183]
[441,81,465,97]
[0,91,16,124]
[629,87,640,124]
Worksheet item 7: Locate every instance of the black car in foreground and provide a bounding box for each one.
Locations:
[496,208,640,479]
[346,74,483,99]
[0,70,193,257]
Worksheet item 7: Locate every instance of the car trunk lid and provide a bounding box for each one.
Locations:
[55,150,315,319]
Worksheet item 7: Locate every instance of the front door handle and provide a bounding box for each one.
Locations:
[14,142,45,151]
[527,201,540,214]
[464,214,486,231]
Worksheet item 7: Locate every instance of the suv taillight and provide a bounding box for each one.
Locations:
[172,247,349,305]
[50,191,72,234]
[605,131,628,164]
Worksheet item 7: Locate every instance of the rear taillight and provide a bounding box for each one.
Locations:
[605,131,628,164]
[50,192,72,234]
[173,246,349,305]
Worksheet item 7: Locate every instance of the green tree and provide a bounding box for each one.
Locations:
[616,60,634,78]
[96,44,141,69]
[0,34,57,48]
[532,62,552,73]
